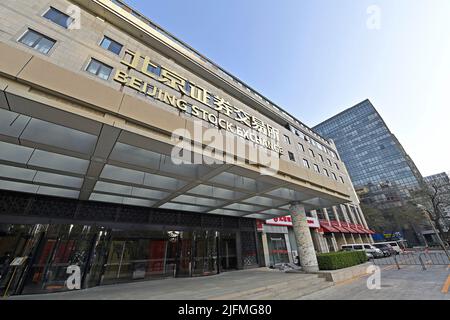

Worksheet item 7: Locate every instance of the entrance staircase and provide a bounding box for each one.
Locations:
[208,270,333,300]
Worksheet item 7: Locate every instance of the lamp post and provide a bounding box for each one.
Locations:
[416,204,450,260]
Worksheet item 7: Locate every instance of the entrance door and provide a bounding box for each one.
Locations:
[192,231,218,276]
[268,233,289,265]
[21,225,97,295]
[220,232,237,271]
[176,231,193,277]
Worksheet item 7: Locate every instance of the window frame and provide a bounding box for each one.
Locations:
[303,159,310,169]
[100,36,123,56]
[18,29,56,55]
[288,151,295,162]
[43,7,74,29]
[85,58,114,81]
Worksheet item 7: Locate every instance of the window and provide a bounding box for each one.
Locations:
[332,172,337,181]
[309,149,315,157]
[340,176,345,184]
[284,135,291,144]
[327,158,332,166]
[288,152,295,162]
[319,154,324,162]
[86,59,113,80]
[303,159,310,168]
[298,143,304,152]
[43,7,74,29]
[100,36,123,55]
[19,29,56,54]
[313,164,320,173]
[323,168,329,177]
[335,163,340,170]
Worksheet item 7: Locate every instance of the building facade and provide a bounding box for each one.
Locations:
[313,99,427,244]
[423,172,450,241]
[0,0,370,296]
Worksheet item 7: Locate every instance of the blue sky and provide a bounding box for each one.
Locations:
[125,0,450,176]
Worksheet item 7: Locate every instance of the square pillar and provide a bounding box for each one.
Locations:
[290,203,319,272]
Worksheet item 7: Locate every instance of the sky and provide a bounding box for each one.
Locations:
[125,0,450,177]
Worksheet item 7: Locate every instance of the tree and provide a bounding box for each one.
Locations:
[414,177,450,243]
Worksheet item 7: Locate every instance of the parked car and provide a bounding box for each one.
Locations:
[374,241,403,254]
[373,243,396,257]
[341,243,384,258]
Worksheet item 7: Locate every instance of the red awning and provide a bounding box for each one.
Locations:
[344,226,359,234]
[333,225,349,233]
[319,221,340,233]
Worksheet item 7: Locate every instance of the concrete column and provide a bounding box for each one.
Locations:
[290,202,319,272]
[261,232,270,267]
[330,234,339,251]
[346,204,360,225]
[284,233,294,263]
[357,206,369,229]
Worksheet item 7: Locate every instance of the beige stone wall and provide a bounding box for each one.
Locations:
[0,0,354,200]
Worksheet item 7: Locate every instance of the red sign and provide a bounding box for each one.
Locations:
[265,215,320,228]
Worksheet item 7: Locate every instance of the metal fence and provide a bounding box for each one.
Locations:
[370,251,450,270]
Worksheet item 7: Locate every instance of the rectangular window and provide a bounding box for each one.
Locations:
[43,7,74,29]
[319,154,324,162]
[332,172,337,181]
[288,152,295,162]
[284,135,291,144]
[100,36,123,55]
[313,164,320,173]
[327,158,332,166]
[303,159,310,168]
[323,168,329,177]
[340,176,345,184]
[335,163,340,170]
[309,149,315,157]
[86,58,113,80]
[18,29,56,54]
[298,143,304,152]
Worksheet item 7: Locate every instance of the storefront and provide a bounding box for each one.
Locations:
[0,191,257,296]
[257,216,321,267]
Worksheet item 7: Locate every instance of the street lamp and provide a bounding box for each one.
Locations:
[416,204,450,260]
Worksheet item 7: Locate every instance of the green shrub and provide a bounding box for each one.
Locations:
[317,250,367,270]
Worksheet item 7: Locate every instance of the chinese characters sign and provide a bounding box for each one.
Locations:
[113,50,283,155]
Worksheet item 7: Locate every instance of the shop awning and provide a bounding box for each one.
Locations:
[341,224,359,233]
[319,221,340,233]
[332,225,349,233]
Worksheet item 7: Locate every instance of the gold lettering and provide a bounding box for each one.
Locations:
[176,99,188,111]
[146,85,157,97]
[141,56,158,80]
[113,70,129,85]
[121,50,141,70]
[128,76,143,92]
[163,91,178,108]
[191,105,201,117]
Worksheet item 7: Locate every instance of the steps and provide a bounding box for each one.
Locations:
[209,273,333,300]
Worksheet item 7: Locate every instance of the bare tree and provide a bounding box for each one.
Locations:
[415,176,450,243]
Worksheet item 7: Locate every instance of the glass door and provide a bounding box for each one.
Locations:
[192,231,218,276]
[21,224,97,295]
[220,232,237,271]
[268,233,289,265]
[176,231,193,277]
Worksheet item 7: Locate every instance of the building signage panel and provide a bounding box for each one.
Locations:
[113,49,283,154]
[265,215,320,228]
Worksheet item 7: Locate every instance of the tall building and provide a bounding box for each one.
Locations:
[313,99,427,243]
[0,0,372,296]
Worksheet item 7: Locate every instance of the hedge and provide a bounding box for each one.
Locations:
[317,250,367,270]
